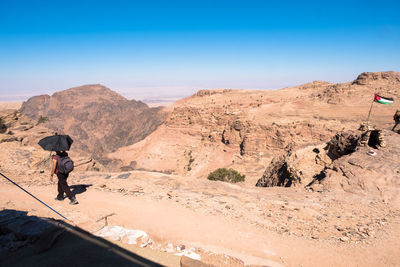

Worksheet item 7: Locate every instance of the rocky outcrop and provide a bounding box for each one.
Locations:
[307,71,400,104]
[195,89,233,97]
[306,129,400,209]
[327,130,361,159]
[0,110,37,144]
[20,84,167,159]
[166,105,333,157]
[18,95,51,119]
[256,126,366,187]
[256,143,332,187]
[256,125,400,206]
[0,120,6,134]
[352,71,400,86]
[0,110,34,132]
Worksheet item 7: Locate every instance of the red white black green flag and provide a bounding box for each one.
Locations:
[374,94,394,105]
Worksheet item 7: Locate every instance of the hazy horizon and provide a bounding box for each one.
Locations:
[1,0,399,102]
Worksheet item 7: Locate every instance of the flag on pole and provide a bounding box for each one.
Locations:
[374,94,394,105]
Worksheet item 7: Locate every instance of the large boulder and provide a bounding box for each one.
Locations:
[256,143,332,187]
[326,130,361,159]
[320,130,400,206]
[256,126,400,207]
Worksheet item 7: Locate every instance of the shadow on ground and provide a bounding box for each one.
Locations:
[70,184,92,195]
[0,209,163,267]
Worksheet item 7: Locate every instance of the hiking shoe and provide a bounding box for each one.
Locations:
[55,196,64,201]
[69,197,79,205]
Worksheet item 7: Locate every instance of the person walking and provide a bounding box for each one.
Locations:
[51,151,78,205]
[392,110,400,132]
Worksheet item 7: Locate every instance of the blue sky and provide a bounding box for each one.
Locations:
[1,0,399,101]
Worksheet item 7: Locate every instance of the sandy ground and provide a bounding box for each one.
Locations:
[1,171,399,266]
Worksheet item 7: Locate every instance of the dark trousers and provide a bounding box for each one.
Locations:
[57,172,74,199]
[393,122,399,131]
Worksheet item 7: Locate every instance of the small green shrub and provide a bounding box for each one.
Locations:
[37,115,49,125]
[187,150,195,172]
[207,168,245,183]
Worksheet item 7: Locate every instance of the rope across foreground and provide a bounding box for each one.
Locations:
[0,172,72,222]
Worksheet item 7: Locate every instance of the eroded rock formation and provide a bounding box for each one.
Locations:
[256,125,400,206]
[256,143,333,187]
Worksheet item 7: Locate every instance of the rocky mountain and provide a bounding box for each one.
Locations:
[109,72,400,180]
[19,84,167,162]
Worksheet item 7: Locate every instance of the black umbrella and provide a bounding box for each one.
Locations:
[38,134,73,151]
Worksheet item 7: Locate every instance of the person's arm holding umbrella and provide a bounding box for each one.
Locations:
[50,155,57,183]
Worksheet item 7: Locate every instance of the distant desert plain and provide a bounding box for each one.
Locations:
[1,72,399,266]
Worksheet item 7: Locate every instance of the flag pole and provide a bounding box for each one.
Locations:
[366,100,374,123]
[366,92,378,123]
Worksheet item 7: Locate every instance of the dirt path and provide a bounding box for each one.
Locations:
[1,178,399,266]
